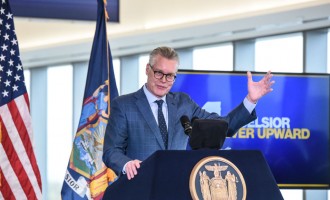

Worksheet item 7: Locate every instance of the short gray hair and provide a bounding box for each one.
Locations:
[149,46,180,67]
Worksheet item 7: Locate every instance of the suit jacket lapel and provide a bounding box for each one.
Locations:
[166,93,177,149]
[134,88,166,150]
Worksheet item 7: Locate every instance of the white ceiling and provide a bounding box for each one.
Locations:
[13,0,330,67]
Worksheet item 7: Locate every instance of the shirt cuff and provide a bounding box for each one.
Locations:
[243,97,256,114]
[122,161,129,174]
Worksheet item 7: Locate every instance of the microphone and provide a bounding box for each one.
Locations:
[180,115,192,136]
[191,116,199,124]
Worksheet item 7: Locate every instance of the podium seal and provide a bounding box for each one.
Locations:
[189,156,246,200]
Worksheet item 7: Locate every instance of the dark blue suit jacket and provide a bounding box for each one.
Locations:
[103,87,256,175]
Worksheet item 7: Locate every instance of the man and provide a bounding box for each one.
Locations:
[103,46,274,180]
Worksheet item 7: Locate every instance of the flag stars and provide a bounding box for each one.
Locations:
[0,64,3,71]
[10,49,15,55]
[16,64,22,70]
[5,22,10,30]
[4,79,10,86]
[8,59,14,66]
[6,12,12,19]
[0,7,4,15]
[14,74,20,81]
[6,69,12,76]
[1,0,5,4]
[11,38,17,45]
[2,90,8,97]
[1,43,8,51]
[12,84,18,91]
[0,18,3,25]
[0,54,5,61]
[3,33,9,40]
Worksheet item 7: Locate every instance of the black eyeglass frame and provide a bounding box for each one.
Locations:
[149,64,177,82]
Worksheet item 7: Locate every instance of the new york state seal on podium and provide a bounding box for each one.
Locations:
[189,156,247,200]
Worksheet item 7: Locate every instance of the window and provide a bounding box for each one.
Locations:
[328,29,330,73]
[23,69,30,98]
[280,189,303,200]
[139,55,149,88]
[193,44,233,71]
[113,58,121,94]
[255,33,303,73]
[47,65,73,200]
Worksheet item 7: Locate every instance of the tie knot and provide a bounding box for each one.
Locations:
[155,100,163,108]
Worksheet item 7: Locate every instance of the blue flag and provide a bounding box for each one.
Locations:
[61,0,118,199]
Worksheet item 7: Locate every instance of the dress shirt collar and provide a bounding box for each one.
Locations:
[143,84,167,105]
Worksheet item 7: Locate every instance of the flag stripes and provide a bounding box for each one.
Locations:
[0,187,5,200]
[0,145,27,199]
[0,95,42,199]
[11,93,42,189]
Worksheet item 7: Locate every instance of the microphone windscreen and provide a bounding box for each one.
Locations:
[191,116,199,124]
[180,115,190,125]
[180,115,192,136]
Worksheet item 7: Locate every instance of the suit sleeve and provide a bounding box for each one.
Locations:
[222,102,257,137]
[103,97,131,175]
[178,93,256,137]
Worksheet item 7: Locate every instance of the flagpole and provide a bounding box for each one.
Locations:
[102,0,111,116]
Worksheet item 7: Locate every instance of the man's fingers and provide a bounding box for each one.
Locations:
[265,71,273,82]
[126,161,135,180]
[269,80,275,87]
[134,160,142,169]
[131,160,141,176]
[126,160,142,180]
[247,71,252,82]
[126,163,134,180]
[131,165,138,176]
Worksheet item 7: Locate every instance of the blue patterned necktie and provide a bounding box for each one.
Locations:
[155,100,168,149]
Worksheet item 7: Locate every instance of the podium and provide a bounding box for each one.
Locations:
[103,150,283,200]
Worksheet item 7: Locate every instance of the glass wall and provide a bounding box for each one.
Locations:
[281,189,304,200]
[47,65,73,200]
[255,33,303,73]
[139,55,149,88]
[113,59,121,95]
[23,70,30,98]
[328,29,330,73]
[193,44,233,71]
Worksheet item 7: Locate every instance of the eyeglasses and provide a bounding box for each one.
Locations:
[150,65,177,82]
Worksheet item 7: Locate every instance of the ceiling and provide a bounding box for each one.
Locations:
[13,0,330,68]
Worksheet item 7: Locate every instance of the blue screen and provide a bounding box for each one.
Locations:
[171,71,330,188]
[10,0,119,21]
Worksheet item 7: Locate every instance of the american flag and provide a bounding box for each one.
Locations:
[0,0,42,199]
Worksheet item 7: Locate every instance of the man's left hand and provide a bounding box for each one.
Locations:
[246,71,274,103]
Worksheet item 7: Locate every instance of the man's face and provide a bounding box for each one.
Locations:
[146,55,178,98]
